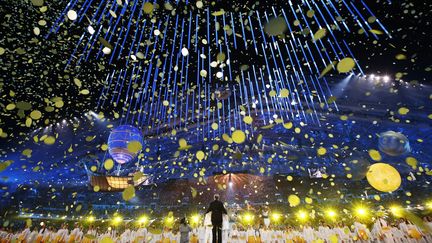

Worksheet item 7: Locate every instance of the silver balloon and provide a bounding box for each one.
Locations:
[345,156,370,181]
[378,131,411,156]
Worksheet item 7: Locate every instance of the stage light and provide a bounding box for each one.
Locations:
[383,76,390,82]
[137,215,148,225]
[370,74,375,80]
[270,212,282,222]
[228,173,233,187]
[242,212,254,225]
[425,201,432,210]
[86,216,95,223]
[325,209,337,220]
[112,216,123,225]
[296,210,308,221]
[191,214,200,226]
[389,205,403,218]
[354,206,369,218]
[164,215,175,226]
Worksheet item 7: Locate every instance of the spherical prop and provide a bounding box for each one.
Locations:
[378,131,411,156]
[366,163,401,192]
[108,125,143,164]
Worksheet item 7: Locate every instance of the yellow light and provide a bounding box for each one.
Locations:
[112,216,123,225]
[325,209,337,220]
[87,216,95,223]
[191,214,200,225]
[426,201,432,210]
[137,215,149,225]
[270,212,282,222]
[296,210,308,221]
[242,212,254,225]
[354,206,369,218]
[389,205,403,218]
[165,216,174,226]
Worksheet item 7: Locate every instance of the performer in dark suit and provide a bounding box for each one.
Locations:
[205,194,227,243]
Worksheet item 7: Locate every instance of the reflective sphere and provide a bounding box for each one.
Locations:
[108,125,143,164]
[347,158,370,181]
[378,131,411,156]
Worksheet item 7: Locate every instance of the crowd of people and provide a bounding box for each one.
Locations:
[1,196,432,243]
[1,217,432,243]
[0,217,432,243]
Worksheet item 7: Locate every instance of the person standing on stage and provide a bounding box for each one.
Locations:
[205,194,228,243]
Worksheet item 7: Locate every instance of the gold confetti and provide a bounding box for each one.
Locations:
[231,130,246,144]
[337,58,355,73]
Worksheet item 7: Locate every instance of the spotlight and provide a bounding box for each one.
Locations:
[354,206,369,218]
[369,74,375,80]
[228,174,233,187]
[425,201,432,210]
[389,205,403,218]
[325,209,337,220]
[191,214,200,225]
[383,76,390,82]
[164,216,174,226]
[242,212,254,225]
[137,215,148,225]
[87,216,95,223]
[112,216,123,225]
[296,210,308,221]
[270,212,282,223]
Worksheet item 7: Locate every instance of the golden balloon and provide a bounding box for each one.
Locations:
[366,163,401,192]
